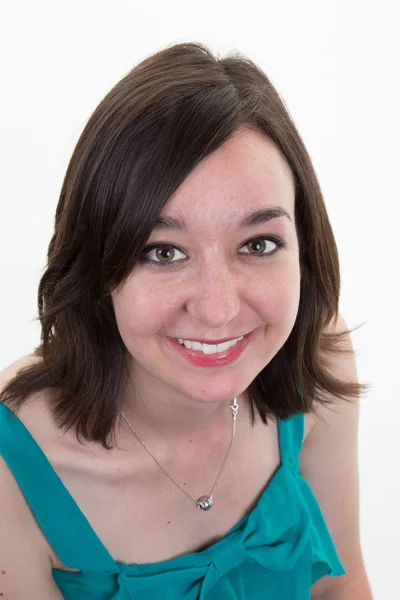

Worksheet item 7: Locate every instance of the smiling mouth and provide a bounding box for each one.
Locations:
[165,329,255,366]
[175,335,245,354]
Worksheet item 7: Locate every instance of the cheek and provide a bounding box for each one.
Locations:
[250,268,301,354]
[273,280,301,329]
[111,277,177,337]
[247,261,301,317]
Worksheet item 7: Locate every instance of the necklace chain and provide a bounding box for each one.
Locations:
[119,397,239,511]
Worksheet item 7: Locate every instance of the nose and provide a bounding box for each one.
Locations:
[184,260,242,329]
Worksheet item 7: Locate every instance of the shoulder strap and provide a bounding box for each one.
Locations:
[0,402,118,573]
[278,412,304,472]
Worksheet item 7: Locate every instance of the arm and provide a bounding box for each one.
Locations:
[0,455,64,599]
[299,314,373,599]
[0,361,64,599]
[312,581,373,600]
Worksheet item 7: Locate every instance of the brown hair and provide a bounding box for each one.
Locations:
[0,42,368,448]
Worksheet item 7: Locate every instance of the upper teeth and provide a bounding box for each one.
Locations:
[177,336,244,354]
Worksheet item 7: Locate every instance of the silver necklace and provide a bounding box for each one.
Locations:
[119,397,239,511]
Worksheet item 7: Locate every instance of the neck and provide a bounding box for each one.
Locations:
[118,370,251,448]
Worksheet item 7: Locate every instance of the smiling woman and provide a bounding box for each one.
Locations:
[0,41,371,599]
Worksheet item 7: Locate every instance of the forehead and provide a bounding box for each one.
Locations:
[160,127,295,234]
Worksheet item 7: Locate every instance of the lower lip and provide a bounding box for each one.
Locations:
[165,330,256,367]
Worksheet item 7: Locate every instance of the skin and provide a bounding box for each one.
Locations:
[111,125,301,450]
[302,314,372,598]
[0,125,372,597]
[110,125,372,596]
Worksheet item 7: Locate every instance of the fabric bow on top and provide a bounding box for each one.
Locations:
[110,467,314,600]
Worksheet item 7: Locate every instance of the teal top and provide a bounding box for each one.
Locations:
[0,402,346,599]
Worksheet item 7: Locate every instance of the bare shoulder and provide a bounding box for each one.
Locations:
[301,311,360,456]
[0,353,64,444]
[302,312,355,443]
[303,412,315,443]
[0,352,42,384]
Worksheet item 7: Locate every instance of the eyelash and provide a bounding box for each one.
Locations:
[139,236,286,269]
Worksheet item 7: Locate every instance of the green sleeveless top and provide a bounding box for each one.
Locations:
[0,402,345,599]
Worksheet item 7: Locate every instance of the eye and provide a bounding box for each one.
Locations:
[239,236,282,256]
[140,236,284,268]
[141,244,186,266]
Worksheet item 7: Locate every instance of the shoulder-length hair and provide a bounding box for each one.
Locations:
[1,42,368,448]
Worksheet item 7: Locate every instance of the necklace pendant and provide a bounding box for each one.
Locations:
[197,496,213,511]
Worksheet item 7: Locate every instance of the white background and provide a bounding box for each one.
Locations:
[0,1,398,597]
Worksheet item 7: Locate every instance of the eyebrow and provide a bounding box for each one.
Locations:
[153,206,292,231]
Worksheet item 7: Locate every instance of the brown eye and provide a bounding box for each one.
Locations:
[240,237,279,256]
[141,244,187,266]
[155,246,175,262]
[247,239,267,254]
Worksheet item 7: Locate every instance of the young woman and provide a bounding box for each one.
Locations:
[0,42,372,599]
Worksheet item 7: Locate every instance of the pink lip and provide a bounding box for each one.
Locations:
[165,330,256,368]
